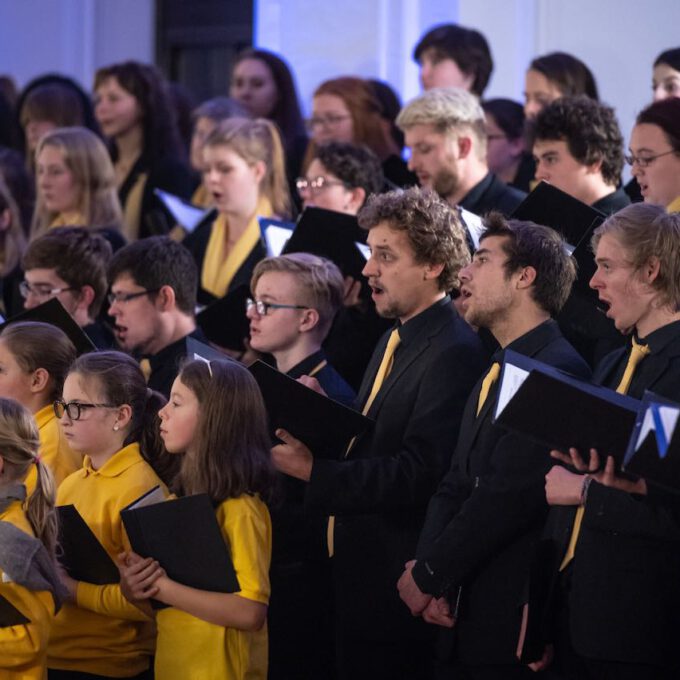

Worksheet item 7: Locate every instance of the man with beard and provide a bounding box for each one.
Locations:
[270,187,487,680]
[398,215,590,678]
[397,88,525,217]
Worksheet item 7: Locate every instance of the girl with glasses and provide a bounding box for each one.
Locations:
[0,397,63,680]
[628,98,680,212]
[183,117,291,306]
[47,351,173,680]
[119,359,277,680]
[0,321,80,489]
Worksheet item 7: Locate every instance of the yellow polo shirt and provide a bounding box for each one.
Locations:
[0,500,55,680]
[154,494,272,680]
[47,443,168,677]
[25,405,83,496]
[667,196,680,213]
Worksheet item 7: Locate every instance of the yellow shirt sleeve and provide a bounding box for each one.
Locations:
[76,582,150,622]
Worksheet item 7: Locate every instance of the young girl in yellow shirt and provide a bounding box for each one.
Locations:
[0,321,81,489]
[0,397,63,680]
[120,358,277,679]
[47,351,173,680]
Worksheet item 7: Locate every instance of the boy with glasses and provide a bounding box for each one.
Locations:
[107,236,205,397]
[21,227,114,348]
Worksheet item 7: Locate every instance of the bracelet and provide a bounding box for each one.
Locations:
[580,476,593,505]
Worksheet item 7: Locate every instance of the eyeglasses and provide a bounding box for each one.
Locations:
[305,114,351,132]
[107,288,161,305]
[246,298,308,316]
[624,149,677,168]
[53,399,118,421]
[295,175,347,194]
[19,280,76,300]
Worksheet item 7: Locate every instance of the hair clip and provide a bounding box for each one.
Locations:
[34,454,41,466]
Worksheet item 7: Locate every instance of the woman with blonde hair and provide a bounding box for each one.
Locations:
[183,117,291,305]
[31,127,124,241]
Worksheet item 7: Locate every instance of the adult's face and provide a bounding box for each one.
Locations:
[419,48,474,91]
[524,69,562,120]
[230,58,279,119]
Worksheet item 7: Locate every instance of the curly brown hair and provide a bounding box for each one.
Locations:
[358,186,470,292]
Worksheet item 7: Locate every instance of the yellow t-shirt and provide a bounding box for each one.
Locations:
[25,405,83,496]
[47,443,169,677]
[0,500,55,680]
[155,494,272,680]
[49,212,86,228]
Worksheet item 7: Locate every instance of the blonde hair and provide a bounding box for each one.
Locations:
[0,177,26,278]
[31,126,123,238]
[0,397,58,558]
[251,253,344,336]
[592,203,680,311]
[204,117,291,218]
[396,87,487,159]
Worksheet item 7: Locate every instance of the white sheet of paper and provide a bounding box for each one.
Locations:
[355,242,370,260]
[155,189,207,232]
[263,225,293,257]
[460,208,484,249]
[635,405,680,452]
[494,364,530,418]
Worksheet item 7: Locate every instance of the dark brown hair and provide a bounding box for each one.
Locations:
[480,213,576,316]
[175,359,277,504]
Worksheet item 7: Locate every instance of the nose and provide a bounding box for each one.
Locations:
[534,160,548,182]
[589,269,602,290]
[407,153,417,172]
[524,101,540,120]
[158,403,168,420]
[246,303,259,320]
[458,262,472,284]
[23,292,40,310]
[362,255,378,279]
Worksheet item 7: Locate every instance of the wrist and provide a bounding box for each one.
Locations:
[580,475,593,505]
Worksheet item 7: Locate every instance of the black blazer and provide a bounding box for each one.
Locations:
[413,320,590,665]
[563,324,680,667]
[182,211,266,306]
[459,172,526,218]
[305,298,488,642]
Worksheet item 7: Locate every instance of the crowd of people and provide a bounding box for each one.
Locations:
[0,19,680,680]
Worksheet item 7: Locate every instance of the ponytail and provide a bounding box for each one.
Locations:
[68,352,178,486]
[261,118,291,218]
[26,457,58,558]
[0,398,58,559]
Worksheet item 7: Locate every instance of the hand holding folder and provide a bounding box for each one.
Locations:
[493,350,639,467]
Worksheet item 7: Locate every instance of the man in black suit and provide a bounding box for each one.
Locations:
[398,214,590,679]
[545,203,680,680]
[396,88,526,217]
[271,187,488,680]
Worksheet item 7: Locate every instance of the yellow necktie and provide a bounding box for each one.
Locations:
[560,338,650,570]
[361,329,401,416]
[476,362,501,416]
[139,358,152,384]
[327,329,401,557]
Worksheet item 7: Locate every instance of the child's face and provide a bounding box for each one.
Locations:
[58,373,120,455]
[0,340,35,408]
[158,377,199,455]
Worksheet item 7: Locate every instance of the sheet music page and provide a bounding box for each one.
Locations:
[154,189,207,232]
[355,242,370,260]
[494,364,530,418]
[265,225,293,256]
[636,405,680,452]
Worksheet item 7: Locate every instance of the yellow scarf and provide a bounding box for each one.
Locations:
[201,197,272,298]
[667,195,680,213]
[49,211,86,228]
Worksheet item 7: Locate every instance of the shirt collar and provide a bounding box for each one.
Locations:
[459,172,493,212]
[34,403,55,431]
[396,295,452,347]
[637,319,680,355]
[286,349,327,379]
[82,442,143,478]
[145,327,205,369]
[494,319,560,362]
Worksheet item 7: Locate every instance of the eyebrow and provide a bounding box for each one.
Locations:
[473,247,492,257]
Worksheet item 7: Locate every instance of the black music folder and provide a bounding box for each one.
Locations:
[196,284,251,352]
[248,359,371,459]
[623,391,680,492]
[121,493,239,607]
[282,206,369,285]
[493,350,639,465]
[0,594,31,627]
[57,505,119,585]
[0,298,96,355]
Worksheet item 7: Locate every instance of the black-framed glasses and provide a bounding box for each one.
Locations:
[107,288,161,305]
[624,149,677,168]
[19,280,76,300]
[295,175,347,194]
[54,399,118,421]
[246,297,308,316]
